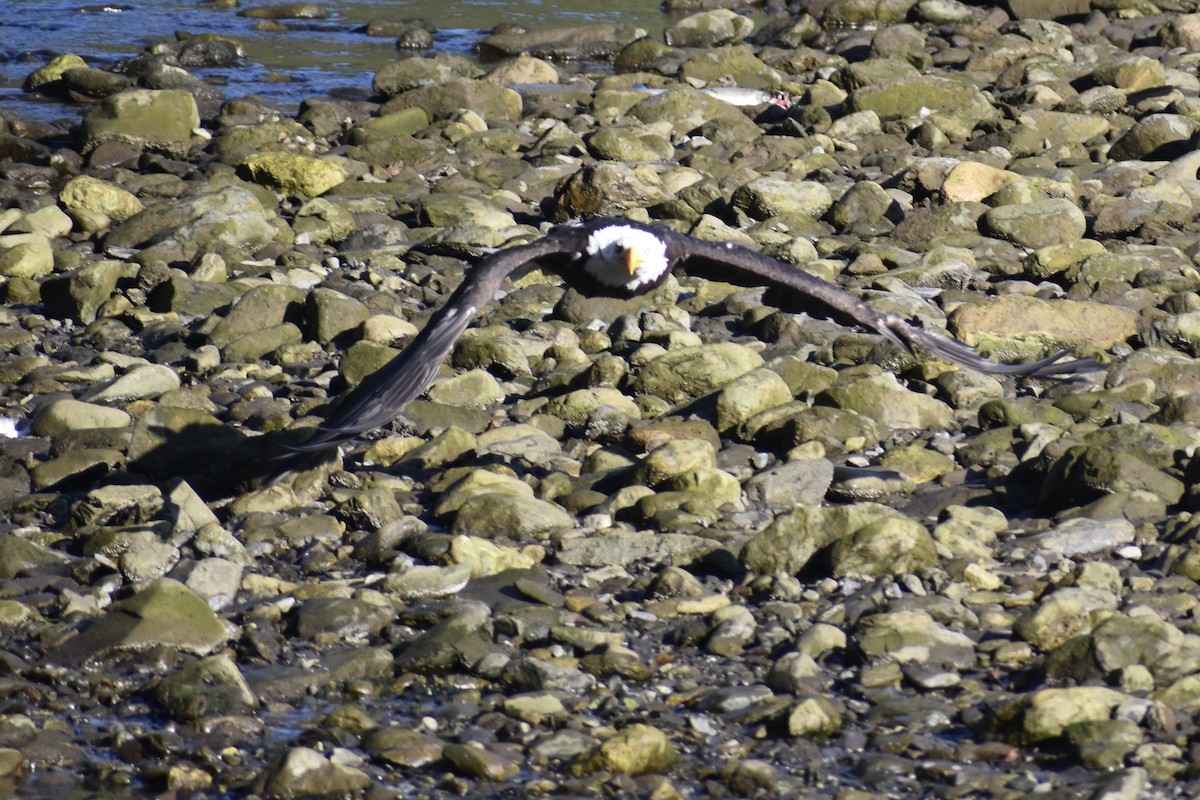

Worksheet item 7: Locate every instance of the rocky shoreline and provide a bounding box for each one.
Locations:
[2,0,1200,796]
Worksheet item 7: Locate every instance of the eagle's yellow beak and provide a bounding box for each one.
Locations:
[625,247,640,276]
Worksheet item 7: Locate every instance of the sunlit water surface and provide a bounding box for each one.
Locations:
[1,0,685,121]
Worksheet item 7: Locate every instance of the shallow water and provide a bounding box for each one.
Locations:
[0,0,685,122]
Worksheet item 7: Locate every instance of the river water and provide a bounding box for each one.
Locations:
[0,0,686,122]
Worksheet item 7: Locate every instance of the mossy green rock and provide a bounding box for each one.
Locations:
[305,286,370,344]
[665,9,755,47]
[742,503,914,576]
[81,89,200,158]
[241,152,346,196]
[40,259,130,323]
[572,723,676,776]
[49,578,228,663]
[451,494,573,536]
[632,343,763,402]
[381,78,522,123]
[820,371,953,430]
[59,175,143,222]
[154,653,255,722]
[829,515,938,577]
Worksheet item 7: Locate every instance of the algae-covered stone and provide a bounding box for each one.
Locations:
[1109,114,1200,161]
[0,234,53,279]
[373,55,480,96]
[586,126,674,162]
[787,697,843,738]
[451,494,573,537]
[856,610,977,668]
[443,743,520,781]
[572,723,676,776]
[665,9,755,47]
[293,197,355,245]
[544,387,641,427]
[448,535,539,576]
[553,162,673,219]
[1013,587,1120,651]
[743,457,833,507]
[49,578,228,663]
[263,747,372,798]
[81,89,200,157]
[32,398,131,437]
[105,184,286,263]
[948,295,1135,356]
[981,198,1085,248]
[732,178,833,221]
[40,259,129,323]
[89,363,181,402]
[207,284,306,347]
[59,175,143,223]
[1022,687,1133,742]
[820,370,953,430]
[634,439,717,487]
[241,152,346,196]
[154,653,255,721]
[632,343,764,402]
[426,368,505,407]
[24,53,89,93]
[742,503,914,576]
[850,74,992,122]
[829,515,938,577]
[381,78,522,123]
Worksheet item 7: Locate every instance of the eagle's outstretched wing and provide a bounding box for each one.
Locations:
[269,231,586,478]
[660,227,1099,377]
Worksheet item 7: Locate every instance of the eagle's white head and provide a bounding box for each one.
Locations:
[582,224,670,292]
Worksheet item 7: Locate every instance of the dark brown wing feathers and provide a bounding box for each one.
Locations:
[656,226,1098,378]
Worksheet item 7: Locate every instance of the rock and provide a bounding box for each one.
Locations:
[81,89,201,157]
[787,696,843,737]
[293,198,355,245]
[1022,687,1134,742]
[586,125,674,162]
[154,653,256,722]
[732,178,833,220]
[850,74,993,124]
[381,78,522,123]
[981,199,1086,249]
[572,723,676,775]
[443,743,520,781]
[666,9,754,47]
[241,152,346,196]
[743,457,834,507]
[632,343,764,402]
[88,364,181,402]
[479,24,642,61]
[263,747,372,797]
[49,578,228,664]
[451,494,573,537]
[742,503,917,576]
[59,175,143,223]
[24,53,89,93]
[829,514,939,577]
[1014,587,1120,651]
[948,295,1135,357]
[40,260,130,323]
[32,398,131,437]
[373,54,479,95]
[105,184,286,263]
[553,162,673,219]
[305,287,370,344]
[0,234,54,279]
[820,370,953,430]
